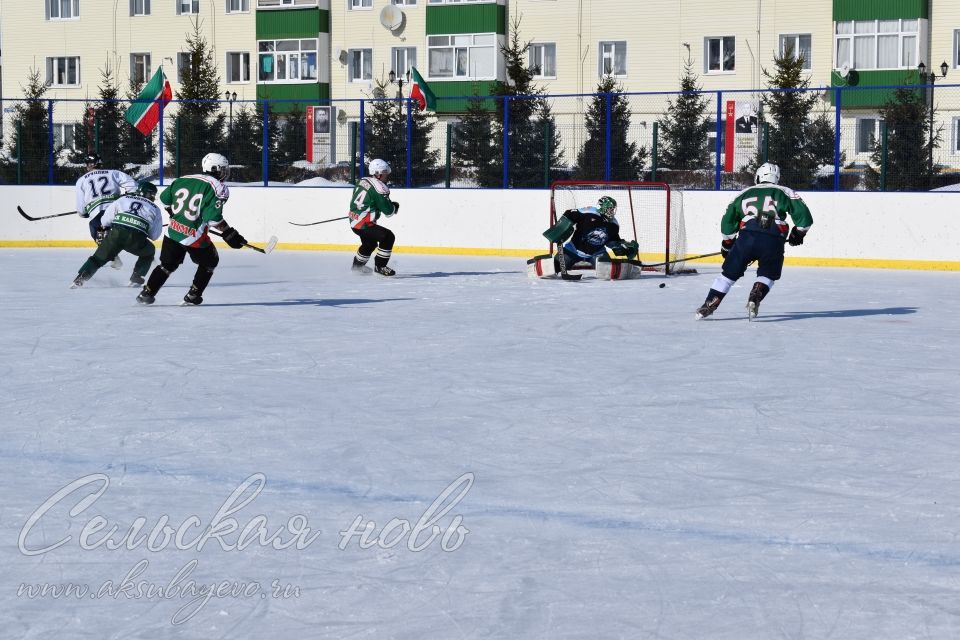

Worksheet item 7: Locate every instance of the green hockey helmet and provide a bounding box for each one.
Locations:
[135,181,158,201]
[597,196,618,220]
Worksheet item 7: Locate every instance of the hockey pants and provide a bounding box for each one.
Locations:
[722,231,785,282]
[353,225,395,268]
[78,226,155,279]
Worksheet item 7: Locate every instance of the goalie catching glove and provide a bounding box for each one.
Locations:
[542,214,575,244]
[787,226,807,246]
[604,239,639,261]
[222,227,247,249]
[720,237,736,258]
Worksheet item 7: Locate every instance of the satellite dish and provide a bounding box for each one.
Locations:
[839,63,852,79]
[379,5,403,31]
[337,109,347,125]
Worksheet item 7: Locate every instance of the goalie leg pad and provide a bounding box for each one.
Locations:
[526,255,559,279]
[596,260,642,281]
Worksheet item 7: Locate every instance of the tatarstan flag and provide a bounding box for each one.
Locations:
[409,67,436,111]
[124,67,172,135]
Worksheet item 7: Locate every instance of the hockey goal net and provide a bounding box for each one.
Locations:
[549,181,688,274]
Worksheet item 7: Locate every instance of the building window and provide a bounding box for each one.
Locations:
[392,47,417,79]
[392,0,416,5]
[856,117,880,153]
[598,41,627,77]
[131,53,151,84]
[257,0,317,6]
[53,123,78,149]
[350,0,372,8]
[226,0,249,11]
[130,0,150,16]
[177,0,199,14]
[176,52,191,83]
[835,19,918,70]
[954,30,960,69]
[529,42,556,78]
[48,0,80,19]
[428,34,495,80]
[347,49,373,82]
[226,52,251,83]
[258,39,318,83]
[427,0,492,4]
[46,57,81,87]
[706,36,735,72]
[780,34,811,70]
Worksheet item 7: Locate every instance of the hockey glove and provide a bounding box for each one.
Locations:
[95,227,108,245]
[543,215,575,243]
[720,238,736,258]
[386,201,399,217]
[787,226,807,246]
[222,227,247,249]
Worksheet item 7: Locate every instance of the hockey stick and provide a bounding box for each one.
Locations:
[624,251,722,270]
[288,216,348,227]
[17,206,77,221]
[554,245,582,281]
[209,230,279,254]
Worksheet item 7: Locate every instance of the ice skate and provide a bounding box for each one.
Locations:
[182,285,203,306]
[129,274,145,287]
[746,282,769,321]
[111,256,123,270]
[136,286,156,305]
[70,274,87,289]
[695,296,722,320]
[375,265,396,277]
[351,257,372,274]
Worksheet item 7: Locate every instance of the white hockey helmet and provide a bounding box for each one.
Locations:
[369,158,391,178]
[755,162,781,185]
[201,152,230,181]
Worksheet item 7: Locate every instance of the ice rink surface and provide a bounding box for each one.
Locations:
[1,248,959,639]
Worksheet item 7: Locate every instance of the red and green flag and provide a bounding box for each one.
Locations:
[124,67,172,135]
[409,67,436,112]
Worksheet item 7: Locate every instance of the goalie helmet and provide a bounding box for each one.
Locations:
[369,158,391,178]
[201,152,230,181]
[134,180,157,201]
[597,196,617,220]
[755,162,781,185]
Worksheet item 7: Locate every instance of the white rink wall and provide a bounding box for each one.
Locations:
[3,186,958,268]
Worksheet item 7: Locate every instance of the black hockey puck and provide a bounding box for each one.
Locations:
[659,283,666,288]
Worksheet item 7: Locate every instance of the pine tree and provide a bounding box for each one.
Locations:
[226,105,261,182]
[3,68,50,184]
[450,93,496,185]
[165,18,226,177]
[574,75,645,181]
[756,50,820,188]
[659,61,712,174]
[272,103,307,180]
[364,82,406,176]
[120,77,158,176]
[76,65,126,170]
[866,87,939,191]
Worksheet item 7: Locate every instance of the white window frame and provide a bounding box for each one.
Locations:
[427,0,493,4]
[954,29,960,69]
[258,39,319,84]
[427,33,496,80]
[226,51,251,84]
[46,56,81,87]
[834,19,920,71]
[529,42,556,78]
[855,116,881,154]
[391,47,417,80]
[392,0,417,5]
[350,0,372,8]
[176,52,191,83]
[951,117,960,155]
[256,0,318,7]
[53,123,78,150]
[177,0,199,14]
[130,53,152,85]
[226,0,249,12]
[48,0,80,20]
[131,0,151,16]
[598,41,627,77]
[705,36,735,73]
[780,33,812,70]
[347,48,373,82]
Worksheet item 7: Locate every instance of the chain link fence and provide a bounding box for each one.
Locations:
[3,83,960,191]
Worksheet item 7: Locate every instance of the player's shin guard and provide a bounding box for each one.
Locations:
[374,248,392,269]
[191,266,216,296]
[144,264,175,295]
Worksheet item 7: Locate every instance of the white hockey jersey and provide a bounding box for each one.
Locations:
[101,195,164,241]
[75,170,137,219]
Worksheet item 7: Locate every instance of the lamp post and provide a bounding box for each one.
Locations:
[224,91,238,132]
[388,69,408,100]
[917,61,948,176]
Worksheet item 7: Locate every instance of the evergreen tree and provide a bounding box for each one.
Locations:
[450,93,496,185]
[574,75,645,181]
[659,61,712,173]
[806,110,844,188]
[70,65,126,170]
[3,68,51,184]
[866,86,940,191]
[272,103,307,180]
[364,80,440,186]
[477,16,562,188]
[226,105,261,182]
[165,18,226,177]
[120,77,157,175]
[755,50,820,188]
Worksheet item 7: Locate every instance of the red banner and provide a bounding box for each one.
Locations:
[724,101,736,173]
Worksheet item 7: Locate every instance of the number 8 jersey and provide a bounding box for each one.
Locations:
[159,174,230,247]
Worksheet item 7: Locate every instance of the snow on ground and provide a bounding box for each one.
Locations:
[1,248,959,639]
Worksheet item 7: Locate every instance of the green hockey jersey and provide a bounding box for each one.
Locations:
[348,177,395,230]
[720,184,813,239]
[159,174,230,247]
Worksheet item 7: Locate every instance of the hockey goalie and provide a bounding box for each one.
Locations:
[528,196,641,281]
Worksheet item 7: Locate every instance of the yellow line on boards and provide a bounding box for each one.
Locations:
[1,241,958,271]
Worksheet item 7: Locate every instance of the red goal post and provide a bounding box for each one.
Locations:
[549,181,689,274]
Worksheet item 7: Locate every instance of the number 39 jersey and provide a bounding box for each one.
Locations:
[75,170,138,219]
[159,174,230,247]
[721,184,813,239]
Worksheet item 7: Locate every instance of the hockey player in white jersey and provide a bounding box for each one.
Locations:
[75,154,138,269]
[71,181,164,288]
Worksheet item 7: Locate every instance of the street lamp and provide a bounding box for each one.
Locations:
[917,61,948,175]
[224,91,238,131]
[388,69,409,100]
